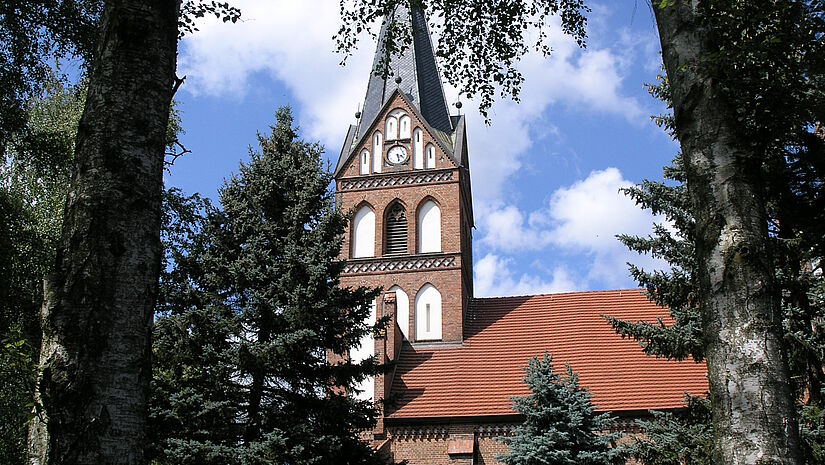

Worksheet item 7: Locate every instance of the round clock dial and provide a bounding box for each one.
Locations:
[387,145,408,165]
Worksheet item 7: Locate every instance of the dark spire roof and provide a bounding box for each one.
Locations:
[357,5,452,137]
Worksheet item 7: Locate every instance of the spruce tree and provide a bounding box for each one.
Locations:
[499,354,623,465]
[623,395,713,465]
[149,107,385,465]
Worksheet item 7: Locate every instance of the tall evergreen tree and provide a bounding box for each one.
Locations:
[150,107,385,465]
[499,354,623,465]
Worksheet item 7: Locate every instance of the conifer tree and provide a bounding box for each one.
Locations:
[149,107,385,465]
[499,354,623,465]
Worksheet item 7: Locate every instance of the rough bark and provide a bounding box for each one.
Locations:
[653,3,801,465]
[27,1,179,464]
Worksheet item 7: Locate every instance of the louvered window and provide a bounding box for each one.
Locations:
[385,203,408,255]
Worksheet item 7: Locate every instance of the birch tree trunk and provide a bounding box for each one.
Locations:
[653,3,801,464]
[28,1,179,463]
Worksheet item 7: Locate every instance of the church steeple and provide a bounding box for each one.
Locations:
[357,5,452,137]
[334,2,475,355]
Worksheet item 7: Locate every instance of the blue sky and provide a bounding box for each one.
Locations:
[167,0,677,297]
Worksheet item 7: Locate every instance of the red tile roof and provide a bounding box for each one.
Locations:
[386,290,708,420]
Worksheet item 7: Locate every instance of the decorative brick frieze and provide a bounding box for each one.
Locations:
[388,426,449,440]
[342,254,458,275]
[475,424,516,438]
[339,170,453,191]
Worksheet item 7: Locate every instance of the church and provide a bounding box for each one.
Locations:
[334,5,708,464]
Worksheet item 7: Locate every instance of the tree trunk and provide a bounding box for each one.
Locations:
[653,3,801,465]
[27,1,179,464]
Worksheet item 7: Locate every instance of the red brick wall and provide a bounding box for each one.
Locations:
[382,423,511,465]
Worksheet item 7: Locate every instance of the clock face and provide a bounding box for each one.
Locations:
[387,145,408,165]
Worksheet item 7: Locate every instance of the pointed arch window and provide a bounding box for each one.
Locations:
[352,205,375,258]
[385,202,408,255]
[417,200,441,253]
[425,144,436,169]
[372,132,382,173]
[415,284,442,341]
[413,128,424,170]
[359,149,370,175]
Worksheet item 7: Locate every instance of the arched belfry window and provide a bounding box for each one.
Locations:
[352,205,375,258]
[359,149,370,175]
[385,202,408,255]
[415,284,442,341]
[417,200,441,253]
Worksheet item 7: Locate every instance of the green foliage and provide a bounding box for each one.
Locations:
[499,354,624,465]
[179,1,241,38]
[696,1,825,156]
[150,107,386,465]
[0,0,100,149]
[0,77,81,464]
[621,396,713,465]
[0,329,37,464]
[801,387,825,463]
[336,0,589,121]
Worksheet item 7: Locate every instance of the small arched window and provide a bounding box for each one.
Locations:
[425,144,436,169]
[413,128,424,170]
[417,200,441,253]
[389,285,410,340]
[399,115,411,139]
[385,109,406,141]
[372,132,383,173]
[415,284,442,341]
[359,149,370,175]
[352,205,375,258]
[385,202,408,255]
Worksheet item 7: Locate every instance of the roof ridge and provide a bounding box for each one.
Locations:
[471,288,645,302]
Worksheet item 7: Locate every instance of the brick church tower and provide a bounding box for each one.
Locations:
[334,3,473,412]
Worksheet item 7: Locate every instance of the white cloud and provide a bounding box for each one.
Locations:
[179,1,651,204]
[474,253,578,298]
[481,168,668,288]
[178,1,374,148]
[450,38,649,207]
